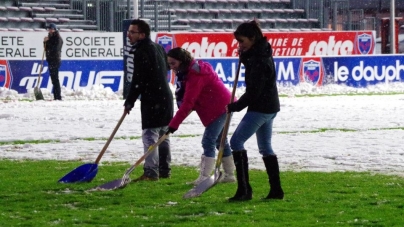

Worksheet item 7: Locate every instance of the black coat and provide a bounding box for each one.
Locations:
[124,38,174,129]
[228,37,280,114]
[45,32,63,63]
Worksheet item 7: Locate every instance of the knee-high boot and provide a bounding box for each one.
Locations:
[229,150,252,201]
[263,155,284,199]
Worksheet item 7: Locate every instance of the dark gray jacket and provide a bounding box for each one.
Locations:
[124,38,174,129]
[45,32,63,63]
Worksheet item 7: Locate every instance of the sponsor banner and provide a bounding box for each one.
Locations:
[0,32,124,60]
[322,56,404,87]
[200,58,301,87]
[5,60,123,93]
[0,60,12,88]
[0,30,376,59]
[155,31,376,57]
[200,55,404,87]
[2,55,404,93]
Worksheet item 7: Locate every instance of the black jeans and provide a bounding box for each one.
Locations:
[48,60,61,100]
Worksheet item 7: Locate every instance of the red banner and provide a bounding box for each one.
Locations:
[156,31,376,57]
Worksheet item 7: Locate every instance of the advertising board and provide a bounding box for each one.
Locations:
[156,31,376,57]
[1,31,402,95]
[2,55,403,93]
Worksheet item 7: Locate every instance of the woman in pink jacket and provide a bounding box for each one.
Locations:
[167,47,235,185]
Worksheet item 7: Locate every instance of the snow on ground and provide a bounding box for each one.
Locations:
[1,82,404,177]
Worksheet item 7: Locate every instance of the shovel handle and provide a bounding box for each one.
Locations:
[121,132,171,183]
[215,58,242,168]
[94,112,126,164]
[36,46,46,89]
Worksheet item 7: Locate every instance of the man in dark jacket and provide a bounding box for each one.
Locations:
[44,23,63,100]
[124,19,174,181]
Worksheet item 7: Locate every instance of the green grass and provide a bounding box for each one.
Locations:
[0,160,404,226]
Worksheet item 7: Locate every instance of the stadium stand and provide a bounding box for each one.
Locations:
[0,0,96,31]
[0,0,403,33]
[0,0,320,32]
[163,0,320,31]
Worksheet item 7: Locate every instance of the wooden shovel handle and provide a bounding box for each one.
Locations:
[123,132,171,177]
[216,59,242,167]
[36,46,46,89]
[94,112,126,164]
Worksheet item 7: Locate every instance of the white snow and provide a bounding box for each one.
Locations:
[1,83,404,177]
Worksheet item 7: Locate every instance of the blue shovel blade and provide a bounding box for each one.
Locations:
[58,163,98,183]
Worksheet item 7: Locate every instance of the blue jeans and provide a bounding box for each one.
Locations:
[201,113,232,158]
[230,111,277,156]
[142,126,170,178]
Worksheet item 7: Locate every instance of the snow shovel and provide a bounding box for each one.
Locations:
[183,59,241,199]
[58,112,126,183]
[91,132,171,191]
[34,45,45,100]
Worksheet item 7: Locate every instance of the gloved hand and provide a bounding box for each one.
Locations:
[124,104,133,115]
[168,127,177,134]
[226,104,235,113]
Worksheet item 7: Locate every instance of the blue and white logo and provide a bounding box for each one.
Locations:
[357,33,373,54]
[157,35,173,53]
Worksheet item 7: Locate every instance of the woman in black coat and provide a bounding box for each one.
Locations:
[226,20,284,201]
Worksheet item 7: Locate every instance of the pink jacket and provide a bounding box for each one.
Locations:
[169,60,233,129]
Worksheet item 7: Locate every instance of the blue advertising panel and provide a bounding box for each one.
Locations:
[203,55,404,88]
[3,55,404,93]
[202,57,304,87]
[322,55,404,87]
[8,60,123,93]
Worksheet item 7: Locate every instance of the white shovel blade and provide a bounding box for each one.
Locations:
[89,178,129,191]
[183,170,223,199]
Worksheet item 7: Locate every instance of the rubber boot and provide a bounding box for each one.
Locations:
[186,155,204,185]
[228,150,252,201]
[219,155,236,183]
[158,146,171,178]
[263,155,284,199]
[188,155,215,185]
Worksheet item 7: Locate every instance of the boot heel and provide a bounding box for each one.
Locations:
[263,155,284,200]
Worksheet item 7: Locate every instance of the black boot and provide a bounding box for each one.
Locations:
[53,84,62,100]
[229,150,252,201]
[263,155,284,199]
[158,146,171,178]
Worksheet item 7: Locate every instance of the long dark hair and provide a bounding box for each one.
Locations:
[167,47,193,72]
[233,20,264,43]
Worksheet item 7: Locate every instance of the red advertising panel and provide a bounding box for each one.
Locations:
[155,31,375,57]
